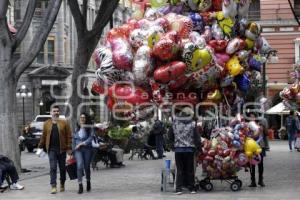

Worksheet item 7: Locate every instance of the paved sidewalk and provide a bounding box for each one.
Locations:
[1,140,300,200]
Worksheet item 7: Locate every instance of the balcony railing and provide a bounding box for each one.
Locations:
[248,10,261,21]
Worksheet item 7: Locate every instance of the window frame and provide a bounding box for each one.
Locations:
[294,38,300,64]
[36,36,55,64]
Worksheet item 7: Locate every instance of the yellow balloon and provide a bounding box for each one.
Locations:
[226,55,243,76]
[211,138,218,150]
[207,89,222,102]
[148,32,160,49]
[244,137,262,158]
[245,38,254,50]
[216,11,234,37]
[150,0,168,8]
[190,48,212,72]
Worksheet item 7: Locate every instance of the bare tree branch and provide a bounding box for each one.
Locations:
[12,0,37,52]
[288,0,300,26]
[88,0,119,38]
[0,0,9,19]
[68,0,87,37]
[14,0,63,79]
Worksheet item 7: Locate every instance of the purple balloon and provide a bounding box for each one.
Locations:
[248,56,262,72]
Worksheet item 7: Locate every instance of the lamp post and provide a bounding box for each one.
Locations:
[16,85,32,125]
[262,50,279,96]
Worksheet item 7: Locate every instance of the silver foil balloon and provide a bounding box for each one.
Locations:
[133,45,154,86]
[189,31,206,49]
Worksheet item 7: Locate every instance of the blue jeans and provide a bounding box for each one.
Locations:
[74,147,93,183]
[48,151,66,187]
[155,134,164,158]
[288,133,296,150]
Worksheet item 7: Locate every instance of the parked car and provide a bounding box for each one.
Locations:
[23,115,65,152]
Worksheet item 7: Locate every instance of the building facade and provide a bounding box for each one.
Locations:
[7,0,132,128]
[250,0,300,99]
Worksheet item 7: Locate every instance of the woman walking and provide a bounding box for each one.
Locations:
[72,113,94,194]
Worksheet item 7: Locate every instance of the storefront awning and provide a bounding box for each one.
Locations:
[265,102,290,115]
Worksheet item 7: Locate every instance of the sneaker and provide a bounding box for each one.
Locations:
[50,187,57,194]
[190,190,197,194]
[60,184,65,192]
[10,183,24,190]
[174,189,183,195]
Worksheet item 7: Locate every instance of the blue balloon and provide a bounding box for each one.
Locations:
[232,140,241,148]
[234,74,250,93]
[234,134,240,140]
[189,12,204,33]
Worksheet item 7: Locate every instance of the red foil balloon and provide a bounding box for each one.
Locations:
[154,61,187,84]
[153,31,179,61]
[110,38,133,71]
[108,83,150,106]
[208,40,228,52]
[91,81,105,94]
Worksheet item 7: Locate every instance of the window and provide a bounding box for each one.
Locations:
[248,0,260,21]
[48,39,55,64]
[295,0,300,16]
[37,37,55,64]
[37,45,45,64]
[35,0,49,17]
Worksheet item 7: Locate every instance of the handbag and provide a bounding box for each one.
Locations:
[66,157,77,180]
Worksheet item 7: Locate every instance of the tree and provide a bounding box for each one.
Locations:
[0,0,62,170]
[68,0,119,128]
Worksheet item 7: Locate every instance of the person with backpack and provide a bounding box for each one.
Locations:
[150,118,165,159]
[285,110,298,151]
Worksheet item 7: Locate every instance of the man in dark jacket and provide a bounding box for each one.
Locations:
[168,107,200,195]
[285,110,298,151]
[38,106,72,194]
[151,118,165,159]
[0,155,24,190]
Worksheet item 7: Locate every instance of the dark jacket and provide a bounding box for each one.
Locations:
[38,119,72,153]
[0,155,14,182]
[286,115,297,135]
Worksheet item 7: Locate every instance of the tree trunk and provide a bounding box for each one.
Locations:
[0,77,21,171]
[69,41,93,130]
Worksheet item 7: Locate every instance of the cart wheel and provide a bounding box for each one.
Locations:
[204,182,213,191]
[199,180,206,189]
[235,179,242,188]
[231,181,241,192]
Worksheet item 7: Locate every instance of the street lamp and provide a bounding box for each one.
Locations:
[16,84,32,125]
[262,50,279,96]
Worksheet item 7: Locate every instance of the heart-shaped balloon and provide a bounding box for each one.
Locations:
[209,40,228,52]
[154,61,187,83]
